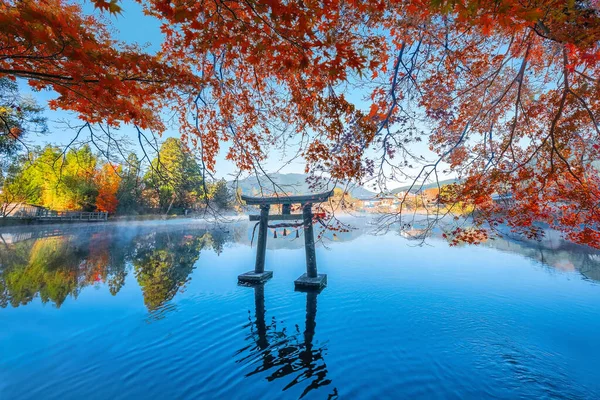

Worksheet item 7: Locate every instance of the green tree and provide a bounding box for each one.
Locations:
[62,145,98,210]
[0,79,46,216]
[209,179,232,210]
[0,153,38,216]
[117,153,143,214]
[0,78,46,159]
[143,138,205,214]
[1,145,99,211]
[10,145,62,208]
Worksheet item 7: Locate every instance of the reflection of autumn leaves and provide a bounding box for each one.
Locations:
[83,232,129,294]
[133,233,205,311]
[134,250,185,311]
[0,233,128,308]
[553,260,576,272]
[0,228,231,309]
[443,227,490,246]
[85,233,111,284]
[132,230,231,311]
[2,237,82,308]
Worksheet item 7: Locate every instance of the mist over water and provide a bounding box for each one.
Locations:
[1,218,599,399]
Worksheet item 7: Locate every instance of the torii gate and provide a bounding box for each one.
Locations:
[238,190,333,290]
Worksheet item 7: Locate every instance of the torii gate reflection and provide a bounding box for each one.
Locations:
[236,284,338,399]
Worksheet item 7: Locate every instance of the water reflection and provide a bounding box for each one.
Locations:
[1,219,599,312]
[132,231,204,311]
[481,231,600,282]
[0,224,233,310]
[0,234,129,308]
[1,220,600,399]
[236,284,336,399]
[398,221,600,283]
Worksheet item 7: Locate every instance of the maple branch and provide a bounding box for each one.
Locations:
[192,92,218,213]
[547,48,595,197]
[239,0,307,52]
[0,68,166,84]
[490,40,532,170]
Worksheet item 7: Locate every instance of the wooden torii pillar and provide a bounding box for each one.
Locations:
[238,190,333,290]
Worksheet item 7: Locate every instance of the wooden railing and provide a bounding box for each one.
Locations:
[34,210,108,221]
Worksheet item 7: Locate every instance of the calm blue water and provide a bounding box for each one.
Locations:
[1,218,599,399]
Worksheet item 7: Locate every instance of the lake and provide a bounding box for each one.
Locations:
[1,218,599,399]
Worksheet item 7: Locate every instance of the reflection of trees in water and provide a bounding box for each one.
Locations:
[0,236,90,308]
[482,234,600,283]
[83,232,130,295]
[1,220,597,311]
[406,220,600,283]
[0,227,232,309]
[236,285,337,399]
[132,232,206,311]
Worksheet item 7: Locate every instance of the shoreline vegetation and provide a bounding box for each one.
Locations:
[1,138,236,219]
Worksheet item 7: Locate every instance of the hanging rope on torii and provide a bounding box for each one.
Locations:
[238,190,333,290]
[249,213,328,242]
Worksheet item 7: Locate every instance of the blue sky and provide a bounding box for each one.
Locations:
[18,0,446,187]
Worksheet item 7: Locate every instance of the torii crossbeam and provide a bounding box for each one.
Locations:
[238,190,333,290]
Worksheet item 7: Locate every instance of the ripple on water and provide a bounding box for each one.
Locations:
[2,222,600,399]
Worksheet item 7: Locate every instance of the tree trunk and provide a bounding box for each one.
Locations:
[165,197,175,215]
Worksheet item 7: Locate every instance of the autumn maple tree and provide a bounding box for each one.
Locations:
[96,163,121,214]
[1,0,599,247]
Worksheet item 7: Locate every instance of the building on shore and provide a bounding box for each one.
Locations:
[1,203,45,218]
[491,193,516,208]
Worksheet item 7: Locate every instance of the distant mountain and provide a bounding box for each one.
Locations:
[228,173,376,199]
[390,178,458,194]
